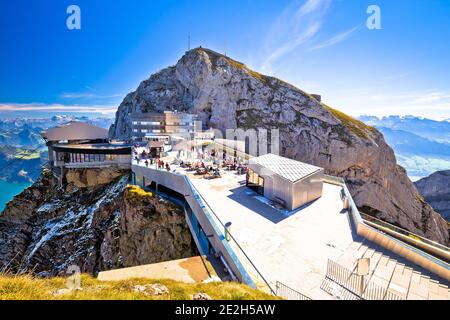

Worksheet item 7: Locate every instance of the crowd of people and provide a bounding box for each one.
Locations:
[133,145,172,171]
[133,144,247,177]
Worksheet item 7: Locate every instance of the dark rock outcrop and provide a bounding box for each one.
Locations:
[415,170,450,221]
[0,169,196,276]
[109,48,449,245]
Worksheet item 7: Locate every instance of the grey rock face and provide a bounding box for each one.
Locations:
[109,48,449,245]
[415,170,450,221]
[0,169,197,276]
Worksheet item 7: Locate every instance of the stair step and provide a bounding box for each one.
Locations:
[368,252,383,274]
[334,241,449,300]
[362,248,376,259]
[351,245,369,263]
[374,258,397,282]
[428,281,449,300]
[387,264,411,298]
[408,273,430,299]
[337,254,356,270]
[356,244,369,256]
[337,242,362,267]
[349,241,363,251]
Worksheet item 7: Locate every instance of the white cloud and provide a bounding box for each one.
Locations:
[259,0,332,74]
[262,23,321,73]
[60,92,96,99]
[412,91,450,104]
[297,0,324,15]
[0,103,117,114]
[309,26,359,51]
[382,72,413,81]
[59,92,123,100]
[323,88,450,120]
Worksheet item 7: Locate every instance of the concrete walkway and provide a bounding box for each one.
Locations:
[189,170,354,299]
[97,256,220,283]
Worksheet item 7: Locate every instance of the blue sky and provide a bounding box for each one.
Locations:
[0,0,449,119]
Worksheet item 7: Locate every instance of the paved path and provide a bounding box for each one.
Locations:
[97,256,219,283]
[190,171,354,299]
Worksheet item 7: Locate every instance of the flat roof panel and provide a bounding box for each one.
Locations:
[41,121,108,141]
[249,153,323,183]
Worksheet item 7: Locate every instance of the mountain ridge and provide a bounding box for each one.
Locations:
[358,115,450,182]
[109,47,449,245]
[0,169,197,275]
[415,170,450,221]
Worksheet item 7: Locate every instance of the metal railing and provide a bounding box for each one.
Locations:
[360,212,450,260]
[275,281,312,300]
[322,174,362,227]
[322,174,345,186]
[323,174,450,274]
[322,259,404,300]
[184,177,276,295]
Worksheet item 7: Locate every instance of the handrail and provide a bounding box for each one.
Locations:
[360,212,450,254]
[275,281,312,300]
[323,174,450,275]
[323,259,405,300]
[184,177,276,295]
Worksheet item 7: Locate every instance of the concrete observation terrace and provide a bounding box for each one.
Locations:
[132,157,354,299]
[41,117,449,299]
[189,168,352,299]
[132,151,450,300]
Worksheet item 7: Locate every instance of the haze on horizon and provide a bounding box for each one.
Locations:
[0,0,449,120]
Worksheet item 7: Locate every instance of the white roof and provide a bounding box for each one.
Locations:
[249,153,322,183]
[41,121,108,141]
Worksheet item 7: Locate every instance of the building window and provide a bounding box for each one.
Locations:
[105,154,117,161]
[247,169,264,195]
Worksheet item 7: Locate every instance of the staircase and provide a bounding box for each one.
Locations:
[321,241,450,300]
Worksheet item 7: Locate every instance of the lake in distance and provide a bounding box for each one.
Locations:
[0,180,31,212]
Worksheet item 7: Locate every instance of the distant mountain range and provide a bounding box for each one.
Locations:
[358,115,450,180]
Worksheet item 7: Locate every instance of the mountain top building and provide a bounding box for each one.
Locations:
[247,153,324,210]
[131,111,198,141]
[41,121,132,172]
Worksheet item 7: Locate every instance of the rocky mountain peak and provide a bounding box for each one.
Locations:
[415,170,450,221]
[109,47,449,245]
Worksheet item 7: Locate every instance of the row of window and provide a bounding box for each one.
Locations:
[247,169,264,188]
[132,128,192,134]
[56,152,118,163]
[133,129,162,133]
[132,121,162,126]
[144,137,170,143]
[131,121,194,126]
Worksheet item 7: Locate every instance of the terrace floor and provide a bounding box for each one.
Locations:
[132,158,449,299]
[187,169,355,299]
[97,256,219,283]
